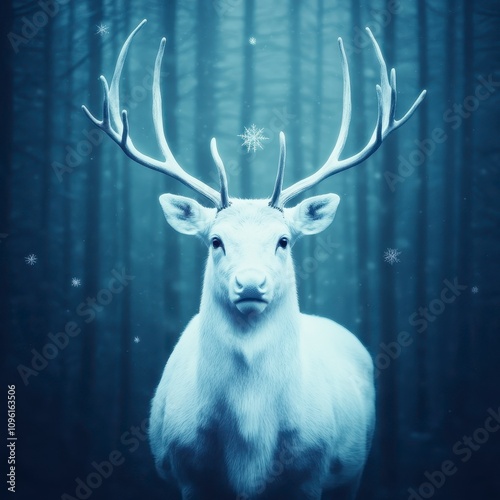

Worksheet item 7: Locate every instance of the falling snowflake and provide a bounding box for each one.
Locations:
[133,336,140,344]
[471,286,479,294]
[71,278,82,287]
[96,24,109,36]
[25,254,37,266]
[238,124,269,153]
[383,248,401,265]
[249,37,257,45]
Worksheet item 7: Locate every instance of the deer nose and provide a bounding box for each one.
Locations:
[233,269,267,300]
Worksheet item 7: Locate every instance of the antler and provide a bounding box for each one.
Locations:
[82,19,229,209]
[270,28,426,208]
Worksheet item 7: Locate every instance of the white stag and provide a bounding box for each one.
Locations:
[83,19,425,500]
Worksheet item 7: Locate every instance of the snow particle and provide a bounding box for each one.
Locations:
[71,277,82,287]
[238,124,269,153]
[25,254,37,266]
[383,248,401,265]
[96,24,109,36]
[249,37,257,45]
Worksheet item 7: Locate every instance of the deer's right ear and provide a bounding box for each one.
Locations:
[287,193,340,237]
[159,194,215,236]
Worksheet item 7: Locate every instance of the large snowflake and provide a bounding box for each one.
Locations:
[383,248,401,265]
[96,24,109,36]
[71,277,82,287]
[25,254,37,266]
[238,124,269,153]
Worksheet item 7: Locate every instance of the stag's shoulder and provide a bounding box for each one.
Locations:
[296,313,374,447]
[299,313,373,375]
[150,315,201,466]
[158,314,201,387]
[151,315,201,420]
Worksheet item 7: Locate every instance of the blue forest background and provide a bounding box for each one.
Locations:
[1,0,500,499]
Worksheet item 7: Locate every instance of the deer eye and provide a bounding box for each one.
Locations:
[278,237,289,249]
[212,237,223,250]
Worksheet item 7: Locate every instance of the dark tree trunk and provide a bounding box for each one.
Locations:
[308,0,324,303]
[453,0,474,419]
[239,0,255,197]
[442,0,460,437]
[289,0,302,183]
[34,1,55,348]
[191,0,218,292]
[470,10,500,491]
[79,0,104,464]
[377,4,399,495]
[119,0,132,434]
[350,0,370,344]
[0,0,13,376]
[415,0,429,433]
[161,0,181,348]
[196,0,217,180]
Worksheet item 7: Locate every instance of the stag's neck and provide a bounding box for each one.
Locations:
[198,282,301,371]
[196,269,302,462]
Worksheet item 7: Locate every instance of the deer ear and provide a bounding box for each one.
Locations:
[288,194,340,236]
[159,194,215,236]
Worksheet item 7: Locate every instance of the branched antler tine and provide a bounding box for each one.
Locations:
[389,68,397,124]
[210,138,230,209]
[100,76,111,129]
[152,37,176,164]
[82,20,222,207]
[108,19,147,132]
[269,132,286,208]
[375,85,384,144]
[367,27,426,131]
[279,28,426,206]
[82,103,101,127]
[366,28,388,83]
[81,20,145,136]
[82,76,109,128]
[396,88,427,127]
[121,110,129,146]
[329,38,352,160]
[366,27,392,132]
[149,35,222,206]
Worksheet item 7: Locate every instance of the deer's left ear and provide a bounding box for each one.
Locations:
[287,194,340,236]
[159,194,215,236]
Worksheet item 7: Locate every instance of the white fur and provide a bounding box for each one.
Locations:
[150,196,375,498]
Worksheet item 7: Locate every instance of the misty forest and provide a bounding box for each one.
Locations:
[1,0,500,499]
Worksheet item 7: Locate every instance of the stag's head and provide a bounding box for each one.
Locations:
[159,190,339,317]
[157,129,340,317]
[82,19,425,319]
